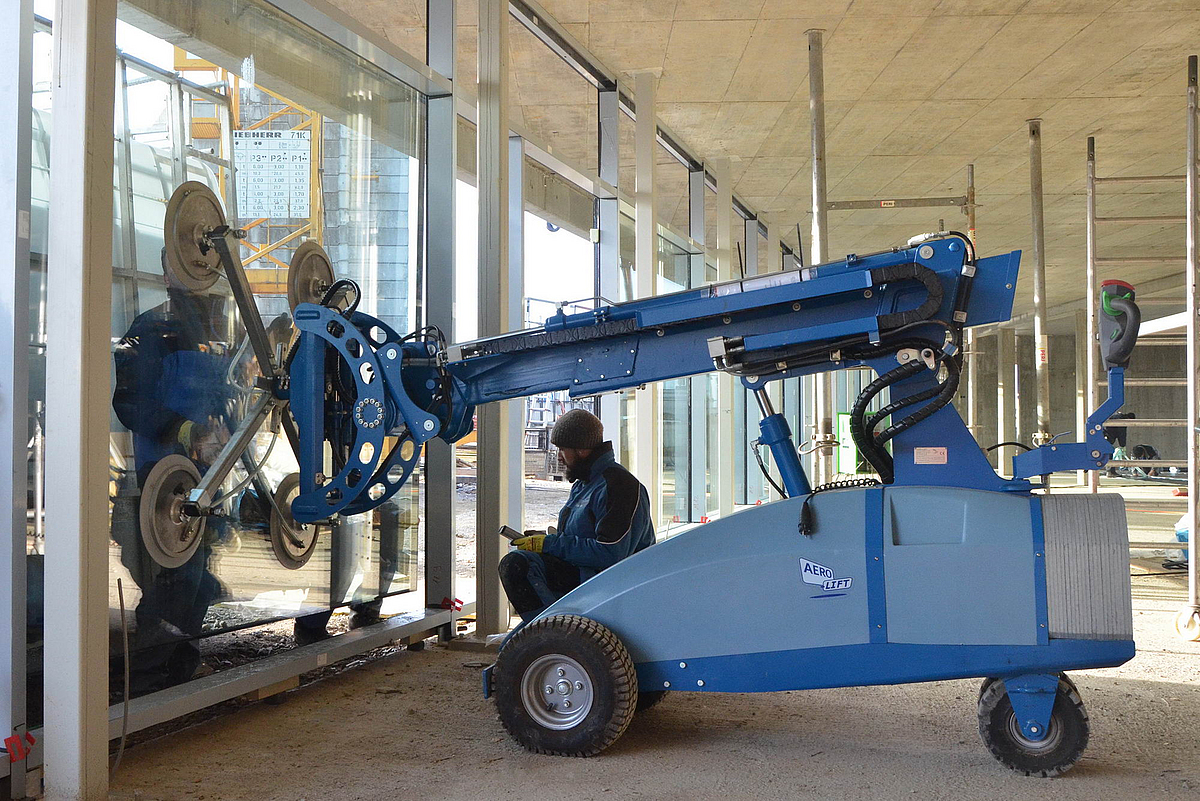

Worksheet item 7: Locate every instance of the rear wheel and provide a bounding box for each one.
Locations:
[977,677,1089,777]
[493,615,637,756]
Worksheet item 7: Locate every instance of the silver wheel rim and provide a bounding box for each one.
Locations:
[270,473,317,567]
[139,454,206,569]
[1007,711,1063,752]
[520,654,594,730]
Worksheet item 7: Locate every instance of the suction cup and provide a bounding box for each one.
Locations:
[269,472,319,569]
[287,241,335,312]
[139,454,206,569]
[163,181,227,293]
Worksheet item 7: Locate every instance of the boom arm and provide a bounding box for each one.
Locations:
[285,235,1136,524]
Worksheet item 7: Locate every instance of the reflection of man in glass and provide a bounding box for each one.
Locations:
[111,254,234,692]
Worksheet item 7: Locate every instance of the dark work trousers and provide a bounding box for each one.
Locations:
[499,550,583,622]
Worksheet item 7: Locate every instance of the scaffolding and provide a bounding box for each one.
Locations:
[1084,55,1199,639]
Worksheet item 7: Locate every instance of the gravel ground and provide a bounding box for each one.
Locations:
[453,480,572,581]
[107,575,1200,801]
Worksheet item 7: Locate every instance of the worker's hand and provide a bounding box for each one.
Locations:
[192,416,230,465]
[513,535,545,553]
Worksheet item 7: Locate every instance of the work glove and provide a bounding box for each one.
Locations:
[513,535,545,553]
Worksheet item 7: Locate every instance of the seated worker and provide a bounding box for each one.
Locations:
[499,409,655,622]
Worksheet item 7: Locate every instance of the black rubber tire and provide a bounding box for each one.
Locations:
[636,690,668,713]
[493,615,637,756]
[977,677,1089,777]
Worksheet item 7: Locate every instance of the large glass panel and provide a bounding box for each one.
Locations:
[523,209,596,527]
[88,0,428,701]
[657,235,691,529]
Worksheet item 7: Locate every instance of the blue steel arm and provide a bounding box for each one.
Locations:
[288,238,1021,521]
[444,240,1017,406]
[1012,367,1124,479]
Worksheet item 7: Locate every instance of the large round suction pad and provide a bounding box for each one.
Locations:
[269,472,319,569]
[163,181,227,293]
[139,454,206,569]
[287,241,335,312]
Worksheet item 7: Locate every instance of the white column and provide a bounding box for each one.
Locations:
[596,85,621,458]
[1,3,33,796]
[424,0,457,620]
[633,71,661,529]
[475,0,521,636]
[713,157,735,518]
[44,0,116,797]
[761,218,785,500]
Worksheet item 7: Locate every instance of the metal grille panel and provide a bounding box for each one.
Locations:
[1041,494,1133,640]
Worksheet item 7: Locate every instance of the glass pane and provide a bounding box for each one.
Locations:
[103,0,426,699]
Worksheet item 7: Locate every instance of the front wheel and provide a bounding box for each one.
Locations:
[493,615,637,756]
[977,677,1089,777]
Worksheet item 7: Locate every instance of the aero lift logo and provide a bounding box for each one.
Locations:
[799,558,853,598]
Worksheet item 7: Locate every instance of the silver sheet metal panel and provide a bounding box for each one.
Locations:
[1042,494,1134,641]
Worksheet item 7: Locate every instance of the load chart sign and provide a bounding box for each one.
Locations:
[233,129,311,219]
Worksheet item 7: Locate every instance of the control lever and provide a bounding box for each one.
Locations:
[1012,282,1141,479]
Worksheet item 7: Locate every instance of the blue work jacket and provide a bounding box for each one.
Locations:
[542,442,655,578]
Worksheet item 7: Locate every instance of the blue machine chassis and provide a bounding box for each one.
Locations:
[485,485,1134,743]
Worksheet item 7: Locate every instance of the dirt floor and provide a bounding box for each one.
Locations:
[106,573,1199,801]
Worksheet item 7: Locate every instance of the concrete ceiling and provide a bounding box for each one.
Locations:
[331,0,1200,327]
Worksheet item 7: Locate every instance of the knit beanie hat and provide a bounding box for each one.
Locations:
[550,409,604,450]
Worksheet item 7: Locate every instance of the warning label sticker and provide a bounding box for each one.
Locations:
[913,447,948,465]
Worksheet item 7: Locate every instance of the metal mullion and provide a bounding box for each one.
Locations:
[1185,54,1199,622]
[423,0,456,629]
[1,2,32,796]
[687,166,706,522]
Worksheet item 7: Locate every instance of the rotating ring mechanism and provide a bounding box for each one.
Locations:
[143,181,449,570]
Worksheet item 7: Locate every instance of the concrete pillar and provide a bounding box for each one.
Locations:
[43,0,117,797]
[633,71,661,529]
[475,0,521,636]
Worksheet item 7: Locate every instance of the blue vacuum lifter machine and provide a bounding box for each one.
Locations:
[157,182,1140,777]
